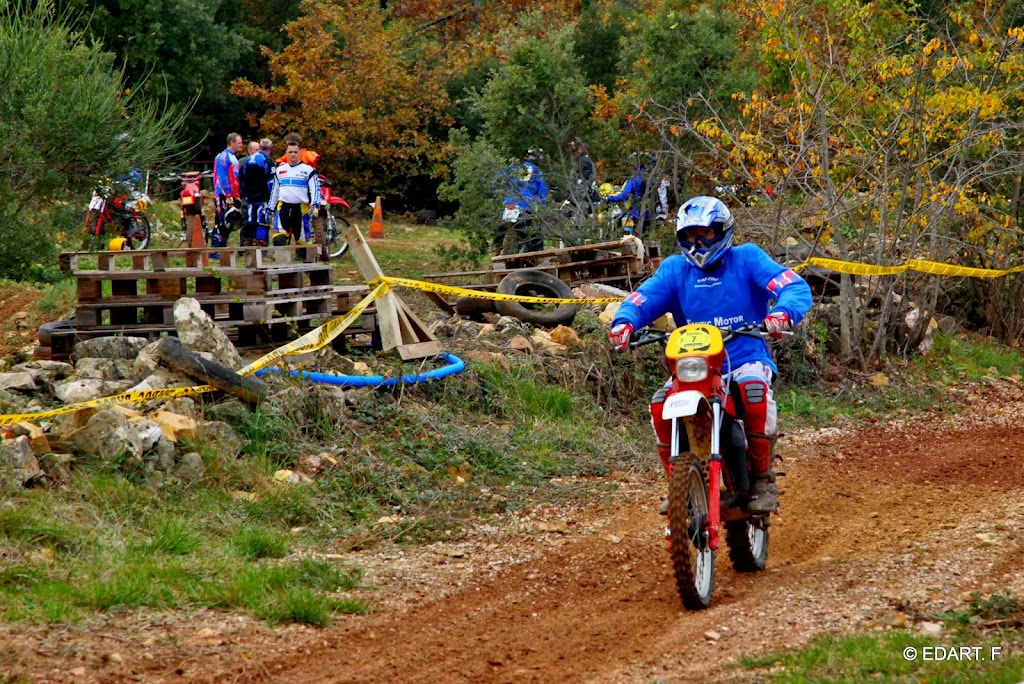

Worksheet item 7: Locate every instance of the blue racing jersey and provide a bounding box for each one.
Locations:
[214,148,239,199]
[611,243,813,374]
[502,161,548,211]
[605,174,647,220]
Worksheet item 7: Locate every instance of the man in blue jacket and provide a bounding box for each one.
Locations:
[603,153,655,233]
[238,138,274,246]
[495,148,549,253]
[609,196,812,513]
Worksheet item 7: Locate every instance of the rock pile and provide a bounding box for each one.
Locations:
[0,297,254,490]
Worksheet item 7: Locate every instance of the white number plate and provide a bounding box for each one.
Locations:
[88,194,105,211]
[502,207,521,222]
[662,391,701,419]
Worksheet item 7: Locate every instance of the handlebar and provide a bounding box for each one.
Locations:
[625,323,789,349]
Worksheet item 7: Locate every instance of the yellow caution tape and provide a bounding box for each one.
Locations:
[373,276,625,305]
[0,285,386,426]
[0,385,214,427]
[798,257,1024,279]
[237,283,386,375]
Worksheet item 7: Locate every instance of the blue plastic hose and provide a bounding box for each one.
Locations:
[256,353,466,387]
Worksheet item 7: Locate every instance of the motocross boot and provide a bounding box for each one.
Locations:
[747,469,778,513]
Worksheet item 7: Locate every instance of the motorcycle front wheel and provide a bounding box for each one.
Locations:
[668,452,714,610]
[324,210,350,258]
[127,215,151,250]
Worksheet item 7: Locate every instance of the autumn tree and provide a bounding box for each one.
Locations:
[232,0,453,199]
[651,0,1024,364]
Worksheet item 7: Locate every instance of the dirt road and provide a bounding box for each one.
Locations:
[7,384,1024,683]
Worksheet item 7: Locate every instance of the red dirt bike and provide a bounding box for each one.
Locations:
[160,171,213,246]
[319,178,351,258]
[83,182,152,250]
[630,323,782,609]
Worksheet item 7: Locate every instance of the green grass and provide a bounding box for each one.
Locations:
[332,222,464,282]
[30,277,77,318]
[778,330,1024,428]
[231,526,290,559]
[923,332,1024,382]
[739,630,1024,683]
[741,592,1024,682]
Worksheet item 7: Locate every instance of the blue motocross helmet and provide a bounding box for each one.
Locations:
[675,196,735,269]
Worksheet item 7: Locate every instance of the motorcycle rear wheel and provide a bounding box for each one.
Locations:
[325,210,350,258]
[127,215,151,250]
[668,453,714,610]
[725,520,768,572]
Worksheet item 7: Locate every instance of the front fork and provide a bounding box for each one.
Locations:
[670,397,723,551]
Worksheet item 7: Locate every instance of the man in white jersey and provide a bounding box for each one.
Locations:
[269,140,320,244]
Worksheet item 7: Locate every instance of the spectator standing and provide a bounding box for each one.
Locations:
[239,138,274,246]
[270,140,320,245]
[213,132,243,247]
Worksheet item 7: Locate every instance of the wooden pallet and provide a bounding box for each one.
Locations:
[422,239,661,298]
[45,245,380,361]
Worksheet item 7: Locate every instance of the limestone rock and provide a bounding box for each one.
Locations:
[133,341,162,378]
[549,325,582,347]
[71,337,148,362]
[174,452,205,484]
[507,335,534,354]
[194,421,243,457]
[69,408,140,460]
[496,316,529,334]
[173,298,242,369]
[0,436,44,490]
[530,330,569,357]
[0,372,37,393]
[53,378,108,404]
[464,350,510,372]
[145,437,177,473]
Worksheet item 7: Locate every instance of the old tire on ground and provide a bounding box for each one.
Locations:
[494,269,577,327]
[454,295,497,319]
[153,336,268,406]
[38,320,75,347]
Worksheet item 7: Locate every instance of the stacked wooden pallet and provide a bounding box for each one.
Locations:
[40,246,376,360]
[422,238,661,295]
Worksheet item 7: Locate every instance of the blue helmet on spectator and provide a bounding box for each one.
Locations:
[675,196,735,269]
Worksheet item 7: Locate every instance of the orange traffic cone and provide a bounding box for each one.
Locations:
[369,196,385,239]
[191,214,209,266]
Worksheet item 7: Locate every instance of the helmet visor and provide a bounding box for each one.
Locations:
[677,222,724,249]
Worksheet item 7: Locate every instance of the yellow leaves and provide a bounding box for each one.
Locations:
[923,37,942,56]
[1009,27,1024,43]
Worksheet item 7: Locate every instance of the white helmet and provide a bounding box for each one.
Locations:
[675,196,735,269]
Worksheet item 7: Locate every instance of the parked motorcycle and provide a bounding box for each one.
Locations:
[319,178,351,258]
[630,323,782,610]
[83,181,152,250]
[160,171,213,246]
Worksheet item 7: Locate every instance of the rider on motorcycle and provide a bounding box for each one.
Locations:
[609,196,812,513]
[602,153,656,233]
[495,148,548,253]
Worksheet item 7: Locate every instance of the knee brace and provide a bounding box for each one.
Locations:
[738,379,773,475]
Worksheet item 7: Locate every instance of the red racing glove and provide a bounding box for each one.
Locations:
[763,311,791,337]
[609,322,634,351]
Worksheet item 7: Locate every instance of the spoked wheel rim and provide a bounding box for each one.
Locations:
[128,216,151,250]
[326,213,350,258]
[748,523,767,559]
[668,454,714,609]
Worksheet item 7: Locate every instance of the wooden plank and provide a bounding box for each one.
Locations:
[344,222,439,359]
